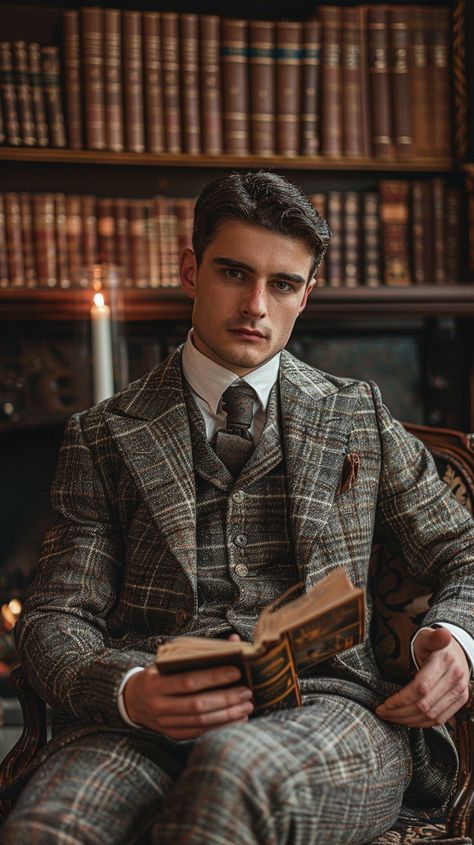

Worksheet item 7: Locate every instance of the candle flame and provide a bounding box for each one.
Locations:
[93,292,105,308]
[1,598,22,631]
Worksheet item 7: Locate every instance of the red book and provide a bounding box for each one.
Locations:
[97,198,116,264]
[320,7,342,157]
[379,181,412,285]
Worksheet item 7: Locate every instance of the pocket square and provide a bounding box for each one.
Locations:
[339,453,361,494]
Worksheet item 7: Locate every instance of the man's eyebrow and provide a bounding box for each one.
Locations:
[213,256,306,285]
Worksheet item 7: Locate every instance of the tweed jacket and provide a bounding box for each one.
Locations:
[16,348,474,800]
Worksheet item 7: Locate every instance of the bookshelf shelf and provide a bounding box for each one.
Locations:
[0,148,456,173]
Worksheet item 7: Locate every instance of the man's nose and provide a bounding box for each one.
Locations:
[240,284,267,318]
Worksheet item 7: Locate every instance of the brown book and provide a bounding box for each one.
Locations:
[19,193,37,287]
[429,9,452,157]
[55,193,70,289]
[157,568,365,717]
[445,187,461,285]
[161,12,182,154]
[0,95,4,144]
[276,21,302,157]
[63,11,83,149]
[0,195,9,287]
[389,7,413,158]
[114,198,132,286]
[65,195,83,287]
[167,200,180,287]
[13,42,36,146]
[81,7,106,150]
[28,43,48,148]
[320,7,342,157]
[221,18,249,154]
[343,191,361,287]
[326,190,344,286]
[301,19,321,156]
[367,7,394,159]
[249,20,275,156]
[0,43,21,146]
[341,9,366,158]
[41,47,67,148]
[379,180,411,285]
[200,15,223,155]
[145,198,160,288]
[174,197,194,257]
[143,12,165,154]
[129,199,149,288]
[97,198,116,264]
[431,177,446,285]
[81,194,98,269]
[362,192,382,287]
[33,193,57,287]
[123,12,145,153]
[410,7,430,157]
[309,192,327,286]
[104,9,124,152]
[5,192,24,286]
[180,14,201,155]
[410,181,432,286]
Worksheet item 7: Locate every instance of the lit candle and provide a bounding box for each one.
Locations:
[90,292,114,403]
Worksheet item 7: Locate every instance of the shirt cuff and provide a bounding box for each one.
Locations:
[411,623,474,675]
[117,666,145,728]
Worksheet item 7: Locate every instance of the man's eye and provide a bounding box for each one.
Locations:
[272,280,293,292]
[223,268,244,279]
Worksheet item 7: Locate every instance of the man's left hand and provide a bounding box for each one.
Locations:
[376,627,471,727]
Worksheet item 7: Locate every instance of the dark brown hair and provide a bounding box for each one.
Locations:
[192,171,330,280]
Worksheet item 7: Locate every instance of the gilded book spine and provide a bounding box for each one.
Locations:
[97,197,116,264]
[104,9,124,152]
[379,180,411,285]
[320,6,342,157]
[55,192,70,289]
[0,195,9,287]
[19,192,37,287]
[200,15,223,155]
[221,18,249,154]
[13,41,36,146]
[445,187,461,285]
[341,9,364,157]
[362,192,382,288]
[326,191,343,286]
[65,195,83,287]
[367,7,394,159]
[249,20,275,156]
[411,180,431,286]
[161,12,182,153]
[63,11,83,149]
[389,8,413,158]
[276,21,302,157]
[123,12,145,153]
[114,198,132,287]
[81,194,98,269]
[181,14,201,154]
[343,191,361,287]
[309,192,327,286]
[41,47,67,148]
[431,177,446,284]
[129,199,149,288]
[430,9,451,157]
[0,42,21,146]
[410,7,430,157]
[302,19,321,156]
[5,192,24,286]
[143,12,165,154]
[81,7,106,150]
[33,193,57,287]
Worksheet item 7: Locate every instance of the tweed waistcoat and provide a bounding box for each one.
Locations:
[184,381,301,642]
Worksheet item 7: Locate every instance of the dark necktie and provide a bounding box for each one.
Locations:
[213,381,256,476]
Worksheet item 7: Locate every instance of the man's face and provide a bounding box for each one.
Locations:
[180,221,316,375]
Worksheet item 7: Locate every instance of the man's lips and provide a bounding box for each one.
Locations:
[228,328,266,339]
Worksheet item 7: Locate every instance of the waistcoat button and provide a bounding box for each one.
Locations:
[234,533,248,547]
[232,490,245,504]
[175,608,189,629]
[235,563,249,577]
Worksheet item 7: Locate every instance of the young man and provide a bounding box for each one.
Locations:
[2,172,473,845]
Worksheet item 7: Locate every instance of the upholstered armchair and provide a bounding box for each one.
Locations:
[0,422,472,844]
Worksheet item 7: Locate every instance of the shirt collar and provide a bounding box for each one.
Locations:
[181,329,280,415]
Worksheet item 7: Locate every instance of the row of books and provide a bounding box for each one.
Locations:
[0,181,461,291]
[0,42,66,148]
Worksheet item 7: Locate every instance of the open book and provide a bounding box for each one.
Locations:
[156,567,365,716]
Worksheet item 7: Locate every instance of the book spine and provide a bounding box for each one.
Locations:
[81,194,98,269]
[161,12,182,153]
[343,191,361,287]
[430,9,452,157]
[0,42,21,146]
[154,196,169,287]
[249,20,275,156]
[28,43,49,148]
[200,15,223,155]
[410,180,431,285]
[123,11,145,153]
[326,190,343,286]
[143,12,165,154]
[357,6,372,157]
[167,201,179,286]
[367,7,394,159]
[41,46,67,148]
[431,177,446,284]
[13,41,36,146]
[63,11,83,149]
[276,21,302,157]
[174,197,194,257]
[5,192,24,286]
[410,7,430,157]
[129,199,149,287]
[301,19,321,156]
[320,6,342,157]
[114,198,132,286]
[379,180,411,285]
[341,8,364,158]
[0,92,4,143]
[445,187,461,285]
[362,192,382,287]
[389,8,413,158]
[145,198,160,287]
[221,18,249,154]
[33,193,57,287]
[309,192,327,286]
[55,192,70,288]
[97,197,116,264]
[19,192,37,287]
[104,9,124,152]
[180,14,201,154]
[0,195,9,287]
[65,195,83,287]
[81,7,106,150]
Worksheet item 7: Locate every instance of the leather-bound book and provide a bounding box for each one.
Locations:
[276,21,302,157]
[249,20,275,156]
[129,199,149,287]
[180,14,201,155]
[431,178,446,284]
[430,9,451,157]
[367,7,394,159]
[41,47,67,148]
[114,198,132,286]
[145,198,160,287]
[200,15,223,155]
[81,7,106,150]
[28,43,48,147]
[302,19,321,156]
[153,196,167,286]
[326,191,344,286]
[167,201,180,286]
[13,42,36,146]
[379,180,411,285]
[445,187,461,285]
[97,198,116,264]
[19,193,37,287]
[0,43,21,146]
[63,11,83,149]
[33,193,57,287]
[174,197,194,257]
[362,191,382,287]
[55,193,70,289]
[123,12,145,153]
[410,181,432,285]
[81,194,98,269]
[320,7,342,157]
[221,18,249,154]
[0,196,9,287]
[410,7,430,157]
[389,8,413,158]
[143,12,164,154]
[309,192,327,286]
[341,8,366,158]
[104,9,124,152]
[343,191,361,287]
[5,193,24,286]
[65,195,83,287]
[0,95,4,144]
[161,12,182,153]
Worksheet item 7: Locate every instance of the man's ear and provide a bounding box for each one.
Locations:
[298,278,317,314]
[180,248,198,299]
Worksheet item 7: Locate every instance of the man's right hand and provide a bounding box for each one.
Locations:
[123,664,254,739]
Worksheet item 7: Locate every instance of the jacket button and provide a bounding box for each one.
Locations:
[234,563,249,577]
[232,490,245,504]
[234,533,248,547]
[175,608,190,629]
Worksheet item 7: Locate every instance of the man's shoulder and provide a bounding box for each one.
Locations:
[280,349,375,402]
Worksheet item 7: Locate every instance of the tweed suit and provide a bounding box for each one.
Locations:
[3,348,474,844]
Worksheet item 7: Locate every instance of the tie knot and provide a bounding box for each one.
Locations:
[222,381,256,436]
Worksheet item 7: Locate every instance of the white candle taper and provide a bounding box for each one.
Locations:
[90,292,114,403]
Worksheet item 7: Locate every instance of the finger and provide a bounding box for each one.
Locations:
[157,699,254,728]
[378,682,469,726]
[157,665,242,695]
[377,670,457,718]
[156,685,253,716]
[228,633,242,642]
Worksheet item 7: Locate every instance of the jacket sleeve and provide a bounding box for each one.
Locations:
[372,382,474,639]
[15,412,157,727]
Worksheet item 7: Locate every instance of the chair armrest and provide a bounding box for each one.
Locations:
[447,682,474,839]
